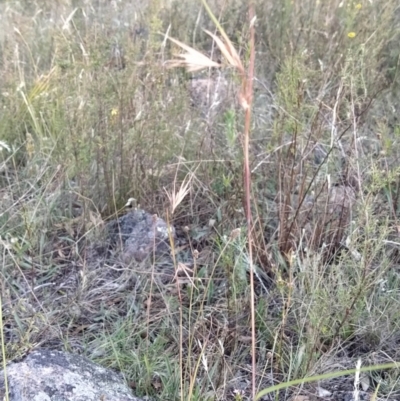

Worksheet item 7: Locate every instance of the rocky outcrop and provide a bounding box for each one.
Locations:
[0,349,143,401]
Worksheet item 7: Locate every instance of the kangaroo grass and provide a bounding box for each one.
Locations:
[165,0,258,395]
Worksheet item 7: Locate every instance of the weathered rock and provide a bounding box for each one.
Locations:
[106,209,175,263]
[0,349,143,401]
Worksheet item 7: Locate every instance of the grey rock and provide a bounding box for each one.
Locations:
[0,349,142,401]
[328,391,373,401]
[106,209,175,263]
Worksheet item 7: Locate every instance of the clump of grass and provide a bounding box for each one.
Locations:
[164,0,260,395]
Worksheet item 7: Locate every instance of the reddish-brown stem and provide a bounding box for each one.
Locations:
[243,1,256,398]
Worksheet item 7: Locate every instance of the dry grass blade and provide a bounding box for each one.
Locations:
[204,29,244,73]
[164,173,193,214]
[174,262,197,289]
[164,25,243,74]
[164,36,221,71]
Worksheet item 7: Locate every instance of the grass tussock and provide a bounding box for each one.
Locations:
[1,0,400,400]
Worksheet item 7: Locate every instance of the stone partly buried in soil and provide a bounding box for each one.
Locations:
[106,208,175,263]
[0,348,143,401]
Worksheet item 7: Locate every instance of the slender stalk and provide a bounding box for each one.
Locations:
[243,2,256,397]
[0,296,10,401]
[166,210,184,401]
